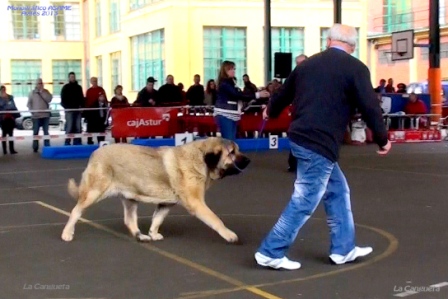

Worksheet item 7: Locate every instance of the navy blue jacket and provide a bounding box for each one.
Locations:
[267,47,388,162]
[215,78,257,112]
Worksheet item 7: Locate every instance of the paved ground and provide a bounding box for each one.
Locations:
[1,141,448,299]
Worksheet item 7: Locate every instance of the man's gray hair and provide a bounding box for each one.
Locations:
[328,24,357,47]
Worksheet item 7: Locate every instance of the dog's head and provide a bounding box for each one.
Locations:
[202,137,250,180]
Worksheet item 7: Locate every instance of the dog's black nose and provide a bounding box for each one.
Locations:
[236,155,251,169]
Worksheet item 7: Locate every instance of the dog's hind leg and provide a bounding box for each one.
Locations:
[122,199,150,242]
[148,203,175,241]
[61,189,105,242]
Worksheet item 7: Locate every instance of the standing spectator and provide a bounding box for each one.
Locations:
[374,79,386,94]
[385,78,395,93]
[178,83,188,105]
[133,77,158,107]
[186,74,205,106]
[0,85,19,154]
[214,60,269,140]
[242,74,258,96]
[255,24,391,270]
[61,72,84,145]
[85,77,107,145]
[27,78,53,152]
[110,85,130,143]
[158,75,183,106]
[85,94,108,145]
[204,79,217,106]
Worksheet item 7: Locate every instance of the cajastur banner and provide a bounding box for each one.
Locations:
[111,107,178,138]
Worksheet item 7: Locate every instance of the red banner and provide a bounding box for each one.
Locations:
[388,129,442,142]
[111,107,179,137]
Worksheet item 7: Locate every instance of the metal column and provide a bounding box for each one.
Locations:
[428,0,441,117]
[264,0,272,85]
[334,0,342,23]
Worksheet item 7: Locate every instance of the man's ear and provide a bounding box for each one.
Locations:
[204,151,222,170]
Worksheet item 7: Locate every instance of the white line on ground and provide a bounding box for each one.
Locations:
[0,167,84,175]
[0,201,39,206]
[393,281,448,297]
[0,183,67,191]
[349,166,448,178]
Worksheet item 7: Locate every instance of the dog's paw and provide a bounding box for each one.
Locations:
[136,233,152,242]
[61,230,74,242]
[149,232,164,241]
[222,229,239,243]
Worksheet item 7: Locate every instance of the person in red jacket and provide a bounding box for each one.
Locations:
[404,92,428,129]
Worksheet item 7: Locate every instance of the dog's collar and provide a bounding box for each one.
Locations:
[226,145,245,172]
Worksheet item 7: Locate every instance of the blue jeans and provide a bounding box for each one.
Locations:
[257,141,355,258]
[32,118,50,150]
[215,115,237,141]
[65,111,82,145]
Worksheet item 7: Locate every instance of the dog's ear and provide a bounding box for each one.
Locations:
[204,151,222,170]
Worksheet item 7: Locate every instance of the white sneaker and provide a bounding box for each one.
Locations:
[254,252,301,270]
[329,246,373,265]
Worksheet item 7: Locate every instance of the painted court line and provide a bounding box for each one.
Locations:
[393,281,448,297]
[0,167,85,175]
[0,183,67,191]
[33,201,283,299]
[177,222,399,299]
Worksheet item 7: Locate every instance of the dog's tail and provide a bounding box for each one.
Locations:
[67,179,79,200]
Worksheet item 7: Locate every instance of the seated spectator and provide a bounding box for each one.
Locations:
[404,93,428,128]
[110,85,130,143]
[396,83,407,93]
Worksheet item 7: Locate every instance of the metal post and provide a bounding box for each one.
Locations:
[334,0,342,23]
[428,0,441,118]
[264,0,272,85]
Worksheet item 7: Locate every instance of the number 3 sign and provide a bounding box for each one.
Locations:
[269,135,278,149]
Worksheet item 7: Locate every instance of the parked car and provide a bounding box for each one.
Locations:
[406,80,448,105]
[15,103,64,130]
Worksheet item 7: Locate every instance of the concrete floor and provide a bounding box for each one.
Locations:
[1,141,448,299]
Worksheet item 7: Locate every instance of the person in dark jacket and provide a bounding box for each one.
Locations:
[255,24,392,270]
[85,94,108,145]
[213,61,269,140]
[61,72,84,145]
[133,77,159,107]
[0,85,20,154]
[157,75,183,106]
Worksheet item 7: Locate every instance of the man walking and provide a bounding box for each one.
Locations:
[27,78,53,152]
[255,24,391,270]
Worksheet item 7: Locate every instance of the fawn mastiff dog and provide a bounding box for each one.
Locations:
[61,137,251,243]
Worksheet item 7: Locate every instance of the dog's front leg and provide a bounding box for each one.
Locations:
[184,201,238,243]
[148,203,175,241]
[122,199,150,242]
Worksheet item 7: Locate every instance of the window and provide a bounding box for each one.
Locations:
[96,56,103,86]
[320,27,330,52]
[110,52,122,93]
[423,43,448,59]
[203,27,247,82]
[95,0,101,37]
[320,27,360,58]
[383,0,412,33]
[109,0,120,33]
[129,0,161,11]
[52,60,82,95]
[378,50,389,65]
[51,2,81,40]
[271,27,305,72]
[11,60,42,97]
[130,29,165,90]
[10,1,40,40]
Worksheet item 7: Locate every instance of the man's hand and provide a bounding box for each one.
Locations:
[262,104,269,120]
[377,139,391,155]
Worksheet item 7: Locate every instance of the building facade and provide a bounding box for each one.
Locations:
[0,0,369,102]
[367,0,448,87]
[89,0,368,100]
[0,0,85,100]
